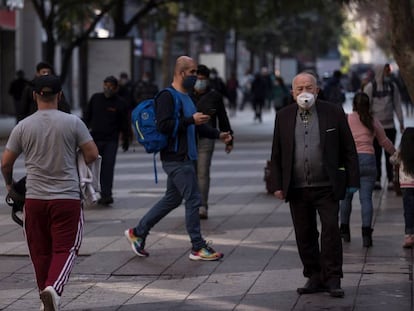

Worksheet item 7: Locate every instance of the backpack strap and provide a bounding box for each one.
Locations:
[152,87,182,184]
[372,80,394,99]
[165,87,182,148]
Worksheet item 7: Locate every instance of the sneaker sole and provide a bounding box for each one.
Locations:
[124,230,149,257]
[189,253,223,261]
[40,291,57,311]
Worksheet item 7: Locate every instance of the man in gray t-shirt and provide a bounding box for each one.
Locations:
[1,75,98,311]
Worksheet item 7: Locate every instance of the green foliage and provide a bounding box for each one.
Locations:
[339,23,366,72]
[185,0,346,59]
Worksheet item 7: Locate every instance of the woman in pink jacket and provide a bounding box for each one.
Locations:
[340,92,396,247]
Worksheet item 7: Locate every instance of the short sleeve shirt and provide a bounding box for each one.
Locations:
[6,110,93,199]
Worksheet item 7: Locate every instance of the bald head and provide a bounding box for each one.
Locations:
[292,72,317,89]
[174,56,197,75]
[291,72,319,101]
[172,56,197,93]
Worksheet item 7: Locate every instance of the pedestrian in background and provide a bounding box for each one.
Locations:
[239,68,253,111]
[124,56,232,261]
[272,76,290,112]
[20,61,71,120]
[323,70,346,107]
[391,128,414,248]
[226,71,239,116]
[118,72,134,108]
[1,75,99,311]
[269,72,359,298]
[132,71,159,109]
[363,63,404,190]
[251,70,268,123]
[340,92,395,247]
[191,64,234,220]
[84,75,130,206]
[8,69,28,123]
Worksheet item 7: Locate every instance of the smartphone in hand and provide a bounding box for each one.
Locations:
[207,109,216,116]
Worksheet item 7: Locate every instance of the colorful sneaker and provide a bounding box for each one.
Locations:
[124,229,149,257]
[189,245,223,261]
[40,286,60,311]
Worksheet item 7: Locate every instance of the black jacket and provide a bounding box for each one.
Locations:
[84,93,130,142]
[191,88,233,136]
[270,100,360,201]
[156,88,220,162]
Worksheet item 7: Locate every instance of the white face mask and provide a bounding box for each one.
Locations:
[194,79,208,92]
[296,92,316,110]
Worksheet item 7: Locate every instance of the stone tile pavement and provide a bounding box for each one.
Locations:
[0,101,413,310]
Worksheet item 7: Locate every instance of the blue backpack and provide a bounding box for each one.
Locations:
[131,87,181,182]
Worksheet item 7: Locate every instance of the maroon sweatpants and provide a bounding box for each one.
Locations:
[24,199,84,295]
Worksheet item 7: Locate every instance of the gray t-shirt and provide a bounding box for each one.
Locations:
[6,109,93,200]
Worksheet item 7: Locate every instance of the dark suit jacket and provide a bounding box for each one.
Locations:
[269,99,360,201]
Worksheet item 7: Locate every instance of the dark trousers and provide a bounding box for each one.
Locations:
[289,187,343,281]
[252,99,264,121]
[374,127,396,182]
[96,140,118,198]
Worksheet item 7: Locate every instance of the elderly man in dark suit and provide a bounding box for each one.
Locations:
[269,72,359,298]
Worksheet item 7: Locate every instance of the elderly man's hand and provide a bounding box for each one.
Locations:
[274,190,285,200]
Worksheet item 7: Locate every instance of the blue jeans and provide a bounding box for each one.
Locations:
[402,188,414,234]
[340,153,377,227]
[95,140,118,198]
[134,160,206,250]
[197,138,215,209]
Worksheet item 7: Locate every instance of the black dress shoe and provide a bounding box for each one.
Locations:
[297,277,326,294]
[325,278,344,298]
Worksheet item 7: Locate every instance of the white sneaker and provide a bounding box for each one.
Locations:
[40,286,60,311]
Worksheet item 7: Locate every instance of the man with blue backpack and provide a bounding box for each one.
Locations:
[125,56,232,261]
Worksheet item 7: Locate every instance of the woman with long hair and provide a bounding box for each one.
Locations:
[391,128,414,247]
[340,92,396,247]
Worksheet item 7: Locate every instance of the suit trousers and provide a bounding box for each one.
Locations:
[289,187,343,281]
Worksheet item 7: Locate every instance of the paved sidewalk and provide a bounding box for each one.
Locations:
[0,103,413,310]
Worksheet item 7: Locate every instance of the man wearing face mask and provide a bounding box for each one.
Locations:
[191,64,234,219]
[124,56,232,261]
[269,72,359,298]
[84,75,130,206]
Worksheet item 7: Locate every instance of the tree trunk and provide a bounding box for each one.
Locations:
[161,6,178,87]
[60,47,73,85]
[44,34,56,68]
[388,0,414,104]
[231,30,238,77]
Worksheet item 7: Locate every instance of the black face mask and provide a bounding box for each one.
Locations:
[103,87,115,98]
[182,75,197,91]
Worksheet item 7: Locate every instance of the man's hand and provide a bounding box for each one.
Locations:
[219,132,232,144]
[193,112,210,125]
[274,190,285,200]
